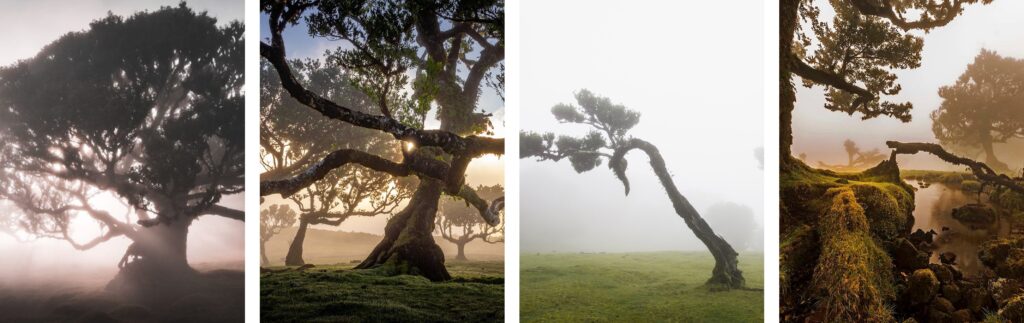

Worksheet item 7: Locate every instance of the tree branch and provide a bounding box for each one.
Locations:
[886,141,1024,194]
[204,205,245,222]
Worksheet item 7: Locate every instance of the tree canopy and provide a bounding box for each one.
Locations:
[780,0,992,158]
[931,49,1024,171]
[437,184,503,260]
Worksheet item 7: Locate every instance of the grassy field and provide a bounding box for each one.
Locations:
[261,261,504,322]
[521,251,763,322]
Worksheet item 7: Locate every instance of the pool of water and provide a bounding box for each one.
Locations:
[909,180,1009,277]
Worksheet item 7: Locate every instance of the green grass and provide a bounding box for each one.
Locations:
[520,251,763,322]
[261,261,504,322]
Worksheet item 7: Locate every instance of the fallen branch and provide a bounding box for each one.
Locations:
[886,141,1024,194]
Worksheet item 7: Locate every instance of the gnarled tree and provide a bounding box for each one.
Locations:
[0,4,244,297]
[436,184,504,261]
[781,0,991,162]
[931,49,1024,172]
[521,90,745,289]
[260,204,297,266]
[260,0,504,281]
[260,59,413,266]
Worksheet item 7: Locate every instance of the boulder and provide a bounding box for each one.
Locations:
[941,283,961,304]
[929,264,953,283]
[939,252,957,265]
[951,204,996,229]
[907,269,940,305]
[931,297,955,313]
[950,309,972,323]
[894,238,930,271]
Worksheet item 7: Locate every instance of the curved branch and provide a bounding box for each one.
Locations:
[259,148,449,198]
[452,186,503,226]
[789,56,874,109]
[847,0,967,31]
[204,205,245,222]
[886,141,1024,194]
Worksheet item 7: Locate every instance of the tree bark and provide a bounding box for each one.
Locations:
[106,217,196,301]
[610,139,745,289]
[356,179,451,281]
[285,218,308,266]
[455,241,468,261]
[981,135,1008,171]
[780,0,800,163]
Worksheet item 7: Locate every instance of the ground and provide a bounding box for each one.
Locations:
[0,266,244,323]
[260,261,504,322]
[520,251,764,322]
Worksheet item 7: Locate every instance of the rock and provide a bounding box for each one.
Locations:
[926,308,951,322]
[931,297,955,313]
[929,264,954,283]
[939,252,957,265]
[950,309,972,322]
[999,294,1024,322]
[910,229,937,245]
[894,238,930,271]
[951,204,996,228]
[963,287,991,314]
[907,269,940,305]
[941,283,961,304]
[942,226,950,231]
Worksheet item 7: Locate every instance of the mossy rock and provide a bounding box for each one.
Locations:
[999,294,1024,322]
[907,269,939,306]
[980,238,1024,279]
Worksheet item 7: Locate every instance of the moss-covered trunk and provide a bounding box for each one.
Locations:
[355,179,450,281]
[285,218,309,266]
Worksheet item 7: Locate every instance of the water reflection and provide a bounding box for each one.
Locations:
[910,180,1008,277]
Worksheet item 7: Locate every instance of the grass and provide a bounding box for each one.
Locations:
[520,251,763,322]
[260,261,504,322]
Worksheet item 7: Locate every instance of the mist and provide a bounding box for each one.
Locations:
[791,0,1024,171]
[519,0,764,253]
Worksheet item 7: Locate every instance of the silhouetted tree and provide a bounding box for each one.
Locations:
[261,204,297,265]
[259,59,413,266]
[436,184,504,261]
[819,139,886,170]
[260,0,504,281]
[521,90,746,289]
[931,49,1024,172]
[780,0,991,162]
[0,4,243,297]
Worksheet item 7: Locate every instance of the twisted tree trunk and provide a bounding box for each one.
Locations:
[610,138,745,289]
[356,179,450,281]
[285,218,309,266]
[106,217,197,302]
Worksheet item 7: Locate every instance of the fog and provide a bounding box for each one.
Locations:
[0,0,244,289]
[520,0,764,253]
[792,0,1024,171]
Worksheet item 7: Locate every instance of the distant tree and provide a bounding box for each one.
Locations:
[260,0,504,281]
[931,49,1024,172]
[704,202,758,252]
[521,90,746,289]
[436,184,504,261]
[754,147,765,170]
[260,204,297,266]
[0,4,243,295]
[259,59,413,266]
[820,139,886,170]
[781,0,991,162]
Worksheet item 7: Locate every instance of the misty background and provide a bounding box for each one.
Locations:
[520,0,764,253]
[792,1,1024,170]
[0,0,244,287]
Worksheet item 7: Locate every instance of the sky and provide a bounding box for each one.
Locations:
[792,0,1024,170]
[0,0,245,284]
[520,0,765,253]
[258,11,506,235]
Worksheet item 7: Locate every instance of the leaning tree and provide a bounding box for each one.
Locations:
[260,0,504,281]
[260,59,413,266]
[260,204,297,265]
[931,49,1024,172]
[520,90,746,289]
[780,0,991,163]
[0,4,243,294]
[436,184,504,261]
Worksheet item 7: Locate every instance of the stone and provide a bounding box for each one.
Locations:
[951,204,996,228]
[907,269,940,305]
[941,283,961,304]
[894,238,930,271]
[950,309,972,323]
[939,252,957,265]
[931,297,955,313]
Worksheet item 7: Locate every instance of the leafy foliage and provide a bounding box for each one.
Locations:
[931,49,1024,170]
[0,4,243,240]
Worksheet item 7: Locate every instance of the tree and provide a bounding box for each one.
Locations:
[704,202,758,252]
[780,0,991,162]
[259,59,413,266]
[931,49,1024,172]
[260,0,504,281]
[0,4,243,296]
[819,139,886,170]
[436,184,504,261]
[521,90,746,289]
[261,204,297,266]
